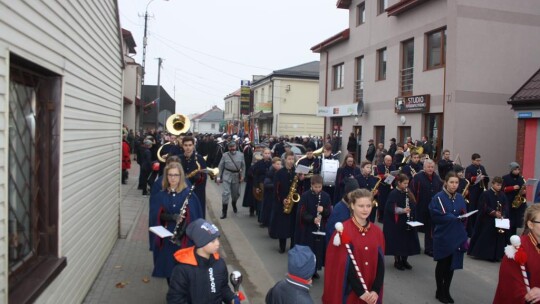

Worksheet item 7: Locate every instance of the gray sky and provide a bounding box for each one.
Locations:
[118,0,348,115]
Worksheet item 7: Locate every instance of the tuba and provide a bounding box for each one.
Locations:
[512,178,527,208]
[157,114,191,162]
[283,175,301,214]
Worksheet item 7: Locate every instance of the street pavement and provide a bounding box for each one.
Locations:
[83,163,503,303]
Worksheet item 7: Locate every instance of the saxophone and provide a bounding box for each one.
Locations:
[170,185,196,245]
[283,175,301,214]
[371,176,382,207]
[512,178,526,208]
[462,178,471,204]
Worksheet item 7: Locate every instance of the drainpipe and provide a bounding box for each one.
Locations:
[271,79,275,135]
[324,50,329,137]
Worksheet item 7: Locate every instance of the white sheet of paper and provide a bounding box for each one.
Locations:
[526,178,539,186]
[406,221,424,227]
[296,164,311,175]
[390,170,400,176]
[384,175,395,185]
[458,210,478,219]
[474,176,484,185]
[149,226,174,238]
[495,218,510,229]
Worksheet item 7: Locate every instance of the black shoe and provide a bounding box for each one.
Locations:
[278,248,285,254]
[437,296,449,304]
[402,260,412,270]
[446,293,454,303]
[424,251,433,257]
[394,261,405,271]
[312,273,320,279]
[220,212,227,219]
[220,205,228,219]
[232,201,237,213]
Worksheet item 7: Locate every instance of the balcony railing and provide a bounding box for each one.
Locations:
[400,67,413,96]
[354,79,364,103]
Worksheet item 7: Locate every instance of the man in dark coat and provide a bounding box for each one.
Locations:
[179,136,208,219]
[298,148,321,192]
[465,153,489,236]
[374,155,397,223]
[438,149,455,180]
[411,159,443,256]
[265,245,316,304]
[366,139,376,162]
[388,138,397,158]
[502,162,526,236]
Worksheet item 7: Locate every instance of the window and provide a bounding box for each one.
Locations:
[211,123,216,130]
[355,56,364,103]
[333,63,345,89]
[8,54,65,302]
[261,88,265,102]
[374,126,385,146]
[401,39,414,96]
[378,0,388,15]
[376,48,387,81]
[357,2,366,26]
[426,28,447,69]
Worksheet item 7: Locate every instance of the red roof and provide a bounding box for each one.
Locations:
[225,89,241,98]
[122,28,137,54]
[336,0,352,9]
[311,29,350,53]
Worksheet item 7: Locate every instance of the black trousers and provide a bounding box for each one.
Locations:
[435,254,454,297]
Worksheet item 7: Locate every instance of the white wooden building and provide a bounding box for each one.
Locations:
[0,1,123,303]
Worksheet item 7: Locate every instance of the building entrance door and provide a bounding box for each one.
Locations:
[424,113,443,160]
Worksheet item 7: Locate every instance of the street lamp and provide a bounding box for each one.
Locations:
[139,0,168,132]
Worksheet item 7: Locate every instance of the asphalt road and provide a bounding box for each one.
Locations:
[206,181,502,304]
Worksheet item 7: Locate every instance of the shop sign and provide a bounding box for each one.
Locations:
[317,103,358,117]
[395,94,430,113]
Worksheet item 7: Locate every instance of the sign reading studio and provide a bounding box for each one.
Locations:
[395,94,430,113]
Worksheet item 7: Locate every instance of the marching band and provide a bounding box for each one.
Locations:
[142,115,539,303]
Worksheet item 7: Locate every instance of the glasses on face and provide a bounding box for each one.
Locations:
[531,220,540,224]
[167,174,181,178]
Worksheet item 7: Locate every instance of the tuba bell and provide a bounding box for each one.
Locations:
[156,114,191,162]
[166,114,191,136]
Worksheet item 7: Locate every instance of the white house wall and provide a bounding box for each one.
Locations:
[0,1,123,303]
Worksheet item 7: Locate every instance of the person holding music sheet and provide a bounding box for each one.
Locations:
[271,151,305,253]
[356,161,380,223]
[375,155,397,223]
[411,159,443,257]
[502,162,527,236]
[401,151,423,180]
[465,153,489,236]
[429,171,468,304]
[295,175,331,279]
[438,150,454,180]
[383,174,421,271]
[217,142,245,219]
[180,136,208,219]
[323,189,385,304]
[325,178,359,246]
[493,204,540,304]
[167,219,241,304]
[319,143,337,202]
[334,154,361,202]
[252,148,273,223]
[298,148,321,192]
[149,162,203,282]
[468,176,509,262]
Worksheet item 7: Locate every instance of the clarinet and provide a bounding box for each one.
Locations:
[315,193,322,232]
[170,185,196,245]
[405,189,411,231]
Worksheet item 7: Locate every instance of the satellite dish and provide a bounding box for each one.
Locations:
[357,100,364,117]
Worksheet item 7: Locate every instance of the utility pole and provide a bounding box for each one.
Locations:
[156,57,163,130]
[139,9,150,133]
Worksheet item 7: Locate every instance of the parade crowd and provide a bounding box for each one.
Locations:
[121,125,540,304]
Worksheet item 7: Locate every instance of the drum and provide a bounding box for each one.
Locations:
[321,159,339,186]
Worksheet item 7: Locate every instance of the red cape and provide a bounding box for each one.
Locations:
[322,219,385,304]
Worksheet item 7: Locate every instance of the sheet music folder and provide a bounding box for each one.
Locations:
[149,226,174,238]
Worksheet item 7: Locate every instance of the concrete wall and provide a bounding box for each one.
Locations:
[123,63,140,131]
[0,1,123,303]
[224,95,240,121]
